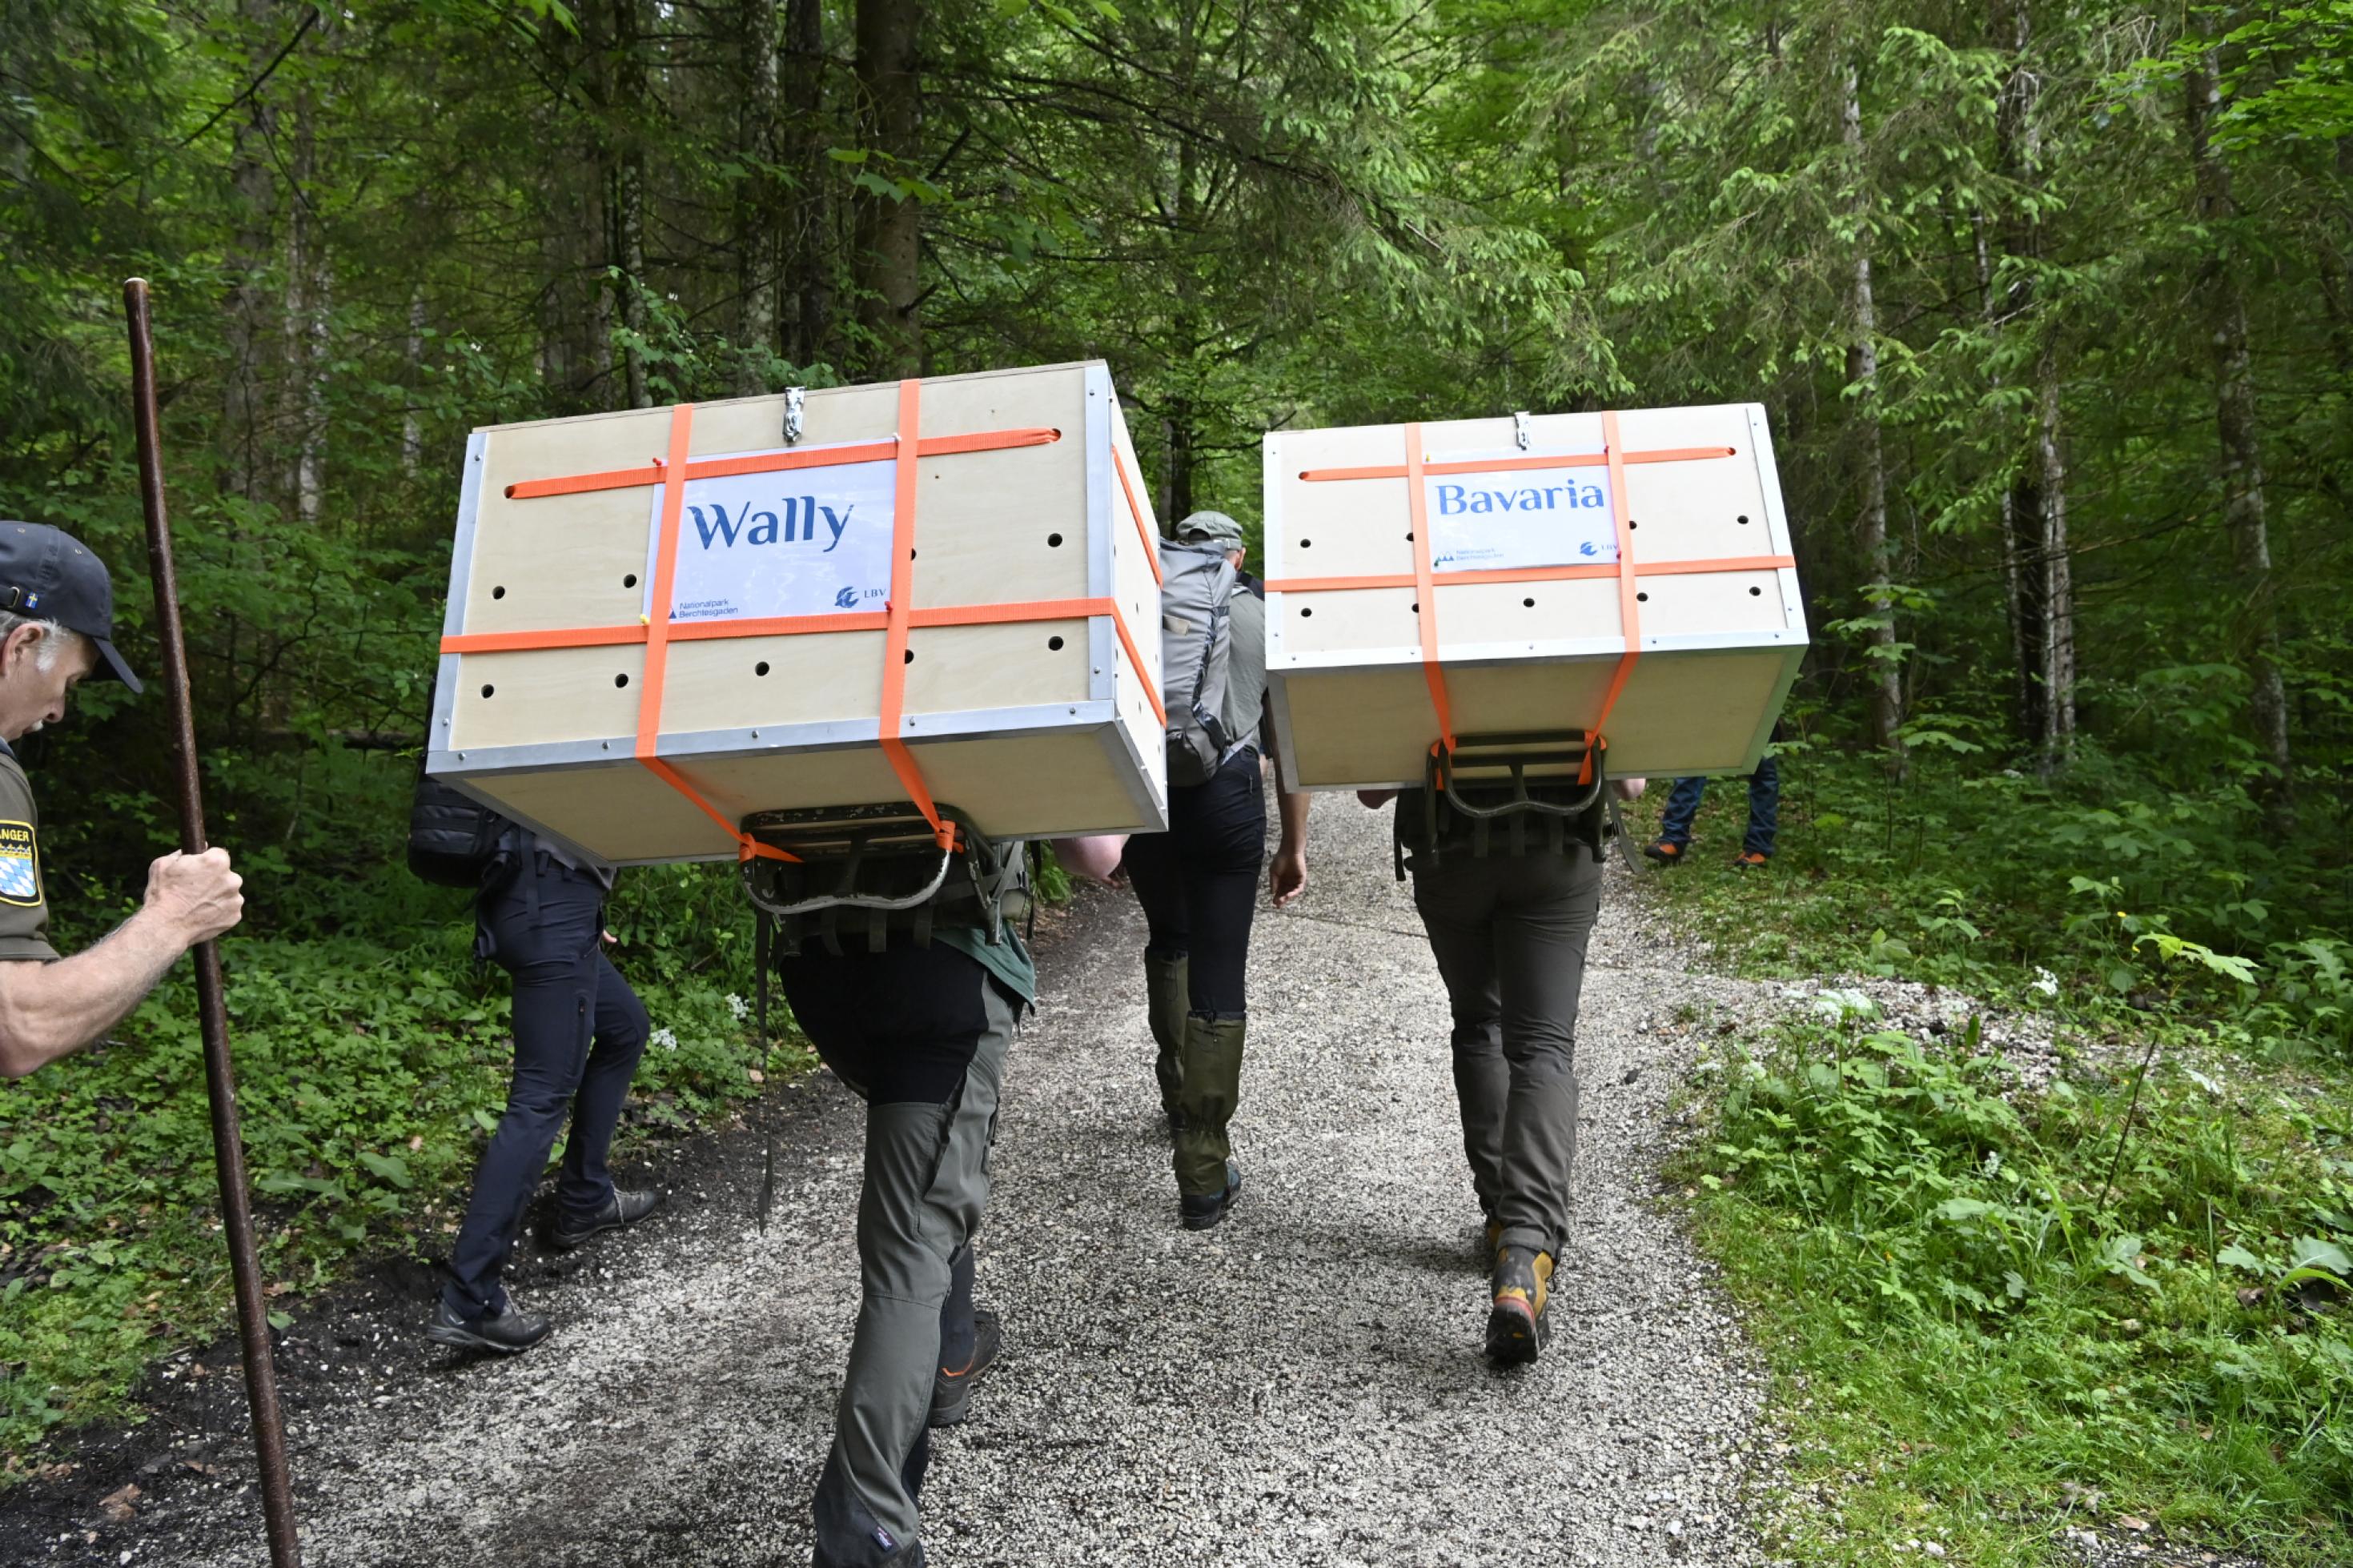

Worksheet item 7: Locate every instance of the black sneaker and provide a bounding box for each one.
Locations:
[1179,1160,1243,1232]
[1641,840,1689,866]
[548,1187,663,1251]
[426,1298,552,1355]
[929,1306,1002,1428]
[1484,1245,1555,1365]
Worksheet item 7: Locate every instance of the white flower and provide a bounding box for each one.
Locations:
[1809,988,1879,1022]
[725,993,750,1021]
[651,1027,680,1052]
[2030,967,2059,997]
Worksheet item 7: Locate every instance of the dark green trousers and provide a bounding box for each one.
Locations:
[777,946,1017,1568]
[1407,845,1604,1257]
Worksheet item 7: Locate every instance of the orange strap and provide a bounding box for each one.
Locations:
[877,379,954,848]
[1403,423,1457,755]
[1261,554,1793,596]
[1581,411,1643,781]
[505,427,1061,500]
[1297,443,1735,483]
[1112,447,1164,585]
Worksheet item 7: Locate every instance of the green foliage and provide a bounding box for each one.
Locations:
[0,926,809,1469]
[1680,1017,2353,1562]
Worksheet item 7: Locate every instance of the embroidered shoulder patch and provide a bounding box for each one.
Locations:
[0,820,40,906]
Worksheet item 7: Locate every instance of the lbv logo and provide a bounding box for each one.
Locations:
[688,495,856,553]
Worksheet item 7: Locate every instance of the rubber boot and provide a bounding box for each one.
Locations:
[1143,949,1190,1131]
[1172,1013,1246,1222]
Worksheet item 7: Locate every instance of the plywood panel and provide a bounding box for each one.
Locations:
[903,620,1092,716]
[452,644,648,751]
[661,631,886,732]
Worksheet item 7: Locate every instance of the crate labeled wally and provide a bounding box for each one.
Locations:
[429,361,1167,864]
[1262,403,1805,789]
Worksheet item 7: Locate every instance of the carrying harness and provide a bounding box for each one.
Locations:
[733,800,1029,1229]
[1394,728,1636,878]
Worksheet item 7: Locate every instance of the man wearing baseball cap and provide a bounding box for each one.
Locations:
[0,521,245,1079]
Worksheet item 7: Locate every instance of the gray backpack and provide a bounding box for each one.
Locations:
[1158,539,1239,786]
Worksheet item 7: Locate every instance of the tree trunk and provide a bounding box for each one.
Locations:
[2187,54,2295,834]
[283,89,329,527]
[1990,0,2074,767]
[1841,60,1905,770]
[853,0,922,378]
[1977,212,2046,747]
[786,0,831,365]
[611,0,652,408]
[736,0,783,393]
[220,0,279,505]
[402,285,428,479]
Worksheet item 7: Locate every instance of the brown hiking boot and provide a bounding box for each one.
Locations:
[1485,1245,1554,1364]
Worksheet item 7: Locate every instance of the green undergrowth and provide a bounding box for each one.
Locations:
[1636,728,2353,1562]
[0,860,813,1476]
[1673,1013,2351,1564]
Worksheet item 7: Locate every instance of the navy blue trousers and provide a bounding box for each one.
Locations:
[1660,757,1780,858]
[443,856,650,1317]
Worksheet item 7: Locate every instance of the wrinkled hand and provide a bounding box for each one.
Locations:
[1268,846,1307,908]
[1612,776,1647,802]
[145,848,243,947]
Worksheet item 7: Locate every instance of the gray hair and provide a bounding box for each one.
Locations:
[0,612,87,672]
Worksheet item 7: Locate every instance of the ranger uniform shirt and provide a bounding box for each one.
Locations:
[0,740,58,961]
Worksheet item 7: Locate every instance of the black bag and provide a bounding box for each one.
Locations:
[408,765,506,888]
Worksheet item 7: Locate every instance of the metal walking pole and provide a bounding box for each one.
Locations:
[122,278,304,1568]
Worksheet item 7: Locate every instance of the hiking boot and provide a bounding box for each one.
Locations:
[1641,840,1688,866]
[1731,851,1770,871]
[929,1305,1002,1428]
[1145,950,1190,1133]
[1172,1013,1246,1217]
[426,1297,552,1356]
[1485,1245,1554,1364]
[1180,1159,1243,1231]
[1482,1217,1504,1265]
[547,1187,664,1251]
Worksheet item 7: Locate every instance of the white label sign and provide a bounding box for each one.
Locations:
[645,443,898,624]
[1425,449,1617,574]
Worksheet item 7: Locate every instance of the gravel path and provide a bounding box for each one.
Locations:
[16,795,1771,1567]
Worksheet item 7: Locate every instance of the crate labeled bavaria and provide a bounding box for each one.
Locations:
[1262,403,1805,788]
[428,362,1168,864]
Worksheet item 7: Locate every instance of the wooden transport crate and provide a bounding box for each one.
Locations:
[1262,403,1805,788]
[428,362,1168,864]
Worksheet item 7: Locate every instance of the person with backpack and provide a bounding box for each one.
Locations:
[1123,508,1310,1231]
[1359,764,1643,1364]
[742,809,1032,1568]
[410,776,662,1355]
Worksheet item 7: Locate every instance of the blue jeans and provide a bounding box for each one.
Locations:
[1660,757,1780,858]
[443,855,650,1317]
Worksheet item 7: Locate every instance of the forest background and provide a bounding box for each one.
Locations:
[1,0,2348,1560]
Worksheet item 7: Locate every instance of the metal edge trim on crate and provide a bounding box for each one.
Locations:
[428,430,491,764]
[1083,363,1116,732]
[430,700,1142,866]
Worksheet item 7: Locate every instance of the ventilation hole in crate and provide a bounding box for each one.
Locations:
[1524,598,1536,608]
[1636,592,1650,603]
[909,548,918,560]
[614,673,629,688]
[624,572,639,587]
[1047,532,1064,548]
[755,661,771,677]
[492,585,506,600]
[1300,538,1312,549]
[480,684,495,700]
[1047,635,1065,651]
[1405,531,1414,541]
[1737,514,1750,525]
[1749,586,1764,596]
[904,649,915,664]
[1300,607,1314,618]
[1627,520,1638,531]
[1411,602,1419,613]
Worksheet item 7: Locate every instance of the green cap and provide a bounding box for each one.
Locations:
[1173,509,1243,546]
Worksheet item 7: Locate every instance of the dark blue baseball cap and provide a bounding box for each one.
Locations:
[0,522,141,692]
